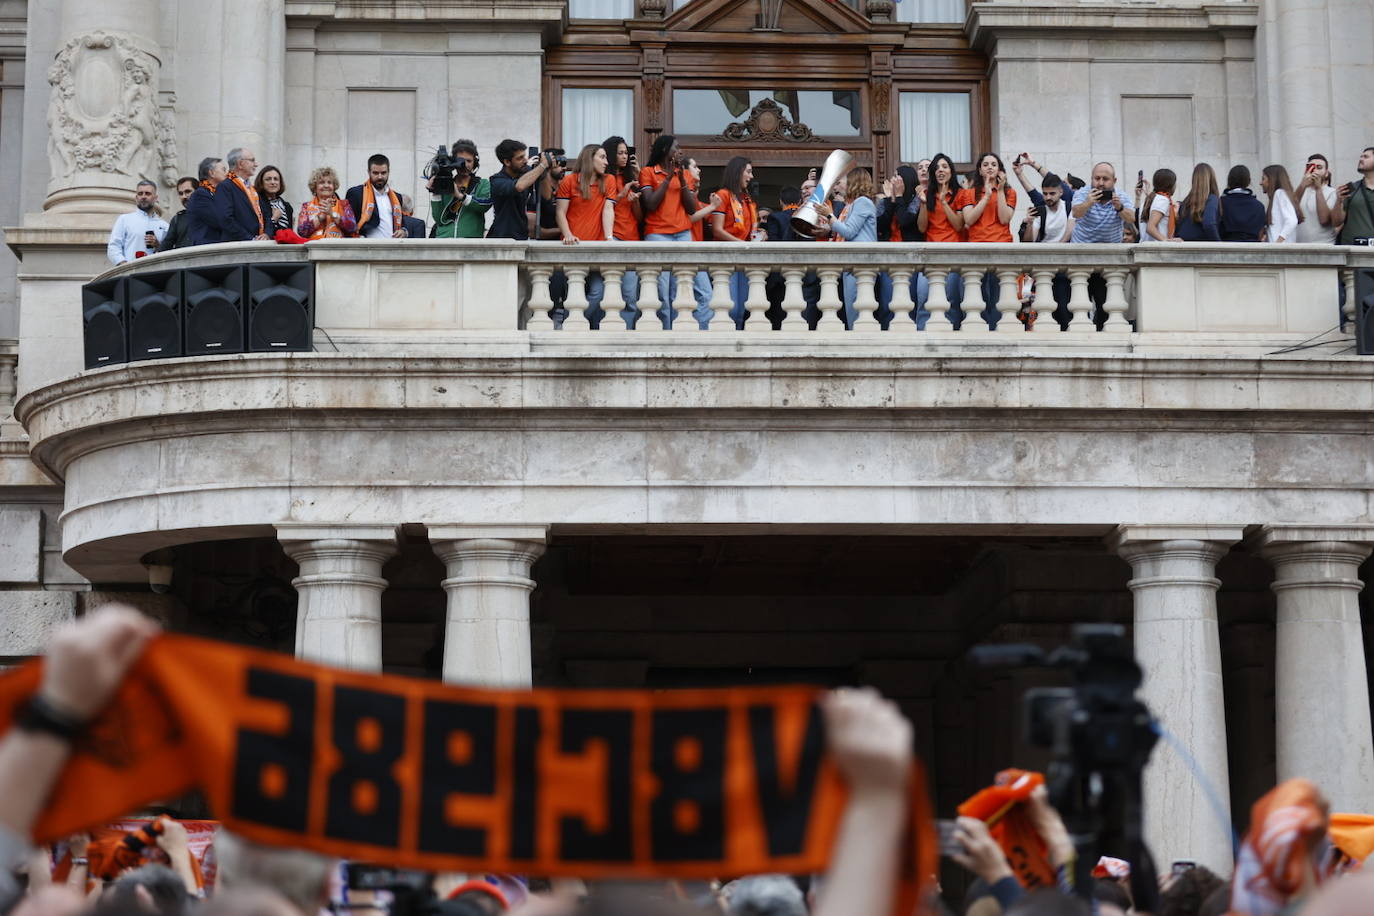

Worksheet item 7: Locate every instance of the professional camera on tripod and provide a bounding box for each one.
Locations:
[969,623,1162,912]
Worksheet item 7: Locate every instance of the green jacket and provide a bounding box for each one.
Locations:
[431,177,492,238]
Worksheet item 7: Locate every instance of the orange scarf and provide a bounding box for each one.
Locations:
[360,182,402,236]
[199,180,216,193]
[230,175,264,235]
[0,633,935,915]
[958,769,1057,890]
[1230,779,1330,915]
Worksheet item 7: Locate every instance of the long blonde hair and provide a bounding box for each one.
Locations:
[573,144,610,200]
[846,168,876,202]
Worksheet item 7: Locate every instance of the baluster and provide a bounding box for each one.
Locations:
[781,268,806,330]
[744,268,771,332]
[1030,267,1057,333]
[561,267,590,330]
[888,267,915,333]
[853,268,879,330]
[600,267,626,330]
[636,265,662,331]
[671,267,697,332]
[1343,267,1356,331]
[526,267,555,330]
[816,267,843,333]
[708,266,734,331]
[1067,268,1094,333]
[1102,268,1130,330]
[925,267,950,329]
[961,268,986,331]
[994,268,1020,332]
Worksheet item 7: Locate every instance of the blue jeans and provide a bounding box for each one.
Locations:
[584,270,641,329]
[645,230,712,328]
[915,271,966,327]
[875,271,928,330]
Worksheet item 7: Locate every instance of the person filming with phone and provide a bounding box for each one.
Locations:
[1295,154,1343,243]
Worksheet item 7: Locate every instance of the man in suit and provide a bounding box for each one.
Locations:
[187,157,230,246]
[218,147,268,241]
[398,194,426,240]
[346,154,409,239]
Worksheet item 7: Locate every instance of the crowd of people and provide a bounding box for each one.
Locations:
[3,608,1374,916]
[107,140,1374,330]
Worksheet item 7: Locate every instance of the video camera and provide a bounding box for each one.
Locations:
[969,624,1160,910]
[341,864,436,916]
[423,145,472,196]
[528,146,567,169]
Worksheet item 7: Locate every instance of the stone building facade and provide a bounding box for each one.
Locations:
[2,0,1374,889]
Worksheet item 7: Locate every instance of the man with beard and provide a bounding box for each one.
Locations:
[106,180,169,264]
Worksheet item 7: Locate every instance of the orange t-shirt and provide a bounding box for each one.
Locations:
[924,190,964,242]
[609,175,640,241]
[555,172,612,241]
[714,189,757,241]
[956,185,1017,243]
[640,165,694,236]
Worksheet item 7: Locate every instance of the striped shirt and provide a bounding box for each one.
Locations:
[1070,186,1132,243]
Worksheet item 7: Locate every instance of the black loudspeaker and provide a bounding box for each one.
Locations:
[82,277,127,369]
[247,263,314,352]
[127,269,184,360]
[184,265,246,355]
[1356,268,1374,356]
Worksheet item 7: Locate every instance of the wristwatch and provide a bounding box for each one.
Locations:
[14,693,87,741]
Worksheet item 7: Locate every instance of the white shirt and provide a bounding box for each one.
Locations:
[107,208,169,264]
[364,187,395,239]
[1267,191,1298,244]
[1141,193,1173,243]
[1037,200,1069,243]
[1295,186,1338,243]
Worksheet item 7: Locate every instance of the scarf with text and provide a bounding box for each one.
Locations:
[0,634,934,913]
[1229,779,1331,915]
[230,175,264,236]
[359,182,403,236]
[958,768,1056,890]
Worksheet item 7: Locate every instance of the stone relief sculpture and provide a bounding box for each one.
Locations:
[46,31,179,189]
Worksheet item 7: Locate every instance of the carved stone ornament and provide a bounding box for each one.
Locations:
[639,0,666,18]
[46,31,180,189]
[714,98,818,143]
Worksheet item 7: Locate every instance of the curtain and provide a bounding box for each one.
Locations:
[569,0,633,17]
[562,89,634,154]
[899,92,971,163]
[894,0,965,23]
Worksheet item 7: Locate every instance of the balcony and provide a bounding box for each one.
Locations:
[12,240,1374,583]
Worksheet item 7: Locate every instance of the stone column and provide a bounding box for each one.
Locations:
[42,0,175,218]
[1254,526,1374,813]
[429,526,547,687]
[1110,525,1241,874]
[277,525,399,671]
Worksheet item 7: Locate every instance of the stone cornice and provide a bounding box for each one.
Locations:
[966,2,1258,49]
[284,0,567,42]
[17,351,1374,483]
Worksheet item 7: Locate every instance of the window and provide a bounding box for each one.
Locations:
[561,89,634,154]
[899,91,971,162]
[672,89,862,136]
[569,0,634,17]
[893,0,965,23]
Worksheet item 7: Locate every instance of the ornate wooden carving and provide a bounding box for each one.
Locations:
[714,97,818,143]
[866,0,894,23]
[643,75,665,131]
[640,0,666,19]
[871,76,891,133]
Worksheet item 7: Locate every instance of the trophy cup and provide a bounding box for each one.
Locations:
[791,149,855,235]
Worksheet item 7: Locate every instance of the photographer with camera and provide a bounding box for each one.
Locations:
[487,139,552,240]
[428,139,491,239]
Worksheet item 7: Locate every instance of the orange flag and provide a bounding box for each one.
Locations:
[958,769,1056,890]
[1329,813,1374,869]
[0,634,935,913]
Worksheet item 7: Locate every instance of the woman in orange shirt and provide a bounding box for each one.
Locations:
[555,144,617,327]
[710,156,758,328]
[601,135,642,319]
[914,152,966,325]
[956,152,1016,328]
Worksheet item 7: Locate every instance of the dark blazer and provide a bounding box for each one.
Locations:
[401,214,426,240]
[187,187,228,246]
[346,184,407,237]
[159,209,193,251]
[217,178,262,241]
[877,197,921,241]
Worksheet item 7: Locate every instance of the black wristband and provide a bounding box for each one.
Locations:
[14,693,87,741]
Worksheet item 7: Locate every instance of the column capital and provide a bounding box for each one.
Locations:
[1107,525,1245,553]
[275,523,401,546]
[1247,524,1374,553]
[426,525,548,545]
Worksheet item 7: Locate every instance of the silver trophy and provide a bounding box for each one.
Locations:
[791,149,855,235]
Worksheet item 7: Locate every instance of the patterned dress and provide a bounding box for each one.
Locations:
[297,197,357,239]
